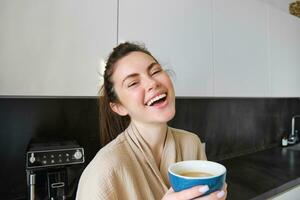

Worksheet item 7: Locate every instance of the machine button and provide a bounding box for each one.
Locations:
[29,153,36,163]
[74,150,82,160]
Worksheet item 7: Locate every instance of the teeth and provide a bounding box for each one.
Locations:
[146,93,166,106]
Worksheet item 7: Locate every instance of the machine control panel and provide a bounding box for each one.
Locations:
[26,147,84,169]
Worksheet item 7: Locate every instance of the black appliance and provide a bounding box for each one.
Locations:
[26,139,85,200]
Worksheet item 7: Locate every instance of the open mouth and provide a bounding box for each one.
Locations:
[146,93,167,106]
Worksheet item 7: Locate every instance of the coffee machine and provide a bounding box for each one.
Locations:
[26,139,85,200]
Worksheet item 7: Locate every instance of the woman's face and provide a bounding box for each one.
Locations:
[110,51,175,125]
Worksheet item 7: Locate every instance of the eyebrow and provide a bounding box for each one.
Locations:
[122,62,159,85]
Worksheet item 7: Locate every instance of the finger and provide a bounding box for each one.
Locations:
[222,183,228,198]
[173,185,209,200]
[199,189,227,200]
[165,187,174,195]
[216,190,226,199]
[223,183,227,190]
[194,184,228,200]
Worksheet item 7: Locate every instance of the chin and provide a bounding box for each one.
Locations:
[159,108,176,122]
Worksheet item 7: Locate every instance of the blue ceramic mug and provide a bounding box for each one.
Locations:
[168,160,226,196]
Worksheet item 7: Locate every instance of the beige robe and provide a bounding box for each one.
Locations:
[76,123,207,200]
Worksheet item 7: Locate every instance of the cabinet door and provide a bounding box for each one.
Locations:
[0,0,117,96]
[213,0,269,97]
[269,7,300,97]
[118,0,213,97]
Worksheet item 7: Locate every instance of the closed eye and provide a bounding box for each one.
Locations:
[128,81,139,88]
[151,69,162,76]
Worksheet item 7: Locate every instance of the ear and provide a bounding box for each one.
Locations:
[110,102,129,116]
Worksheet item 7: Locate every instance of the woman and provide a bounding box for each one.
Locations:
[76,42,227,200]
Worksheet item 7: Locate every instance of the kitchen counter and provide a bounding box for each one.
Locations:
[219,144,300,200]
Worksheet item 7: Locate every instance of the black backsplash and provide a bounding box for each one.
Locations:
[169,98,300,161]
[0,97,100,200]
[0,97,299,199]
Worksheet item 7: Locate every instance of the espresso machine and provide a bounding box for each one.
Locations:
[26,139,85,200]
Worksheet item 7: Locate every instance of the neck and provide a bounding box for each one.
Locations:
[132,121,167,148]
[132,121,168,165]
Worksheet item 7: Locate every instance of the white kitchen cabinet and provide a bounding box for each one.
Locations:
[269,7,300,97]
[0,0,117,96]
[118,0,214,97]
[1,0,299,97]
[213,0,269,97]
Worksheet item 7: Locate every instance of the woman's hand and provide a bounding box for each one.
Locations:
[162,184,227,200]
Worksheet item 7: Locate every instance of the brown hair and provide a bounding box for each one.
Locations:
[99,42,159,147]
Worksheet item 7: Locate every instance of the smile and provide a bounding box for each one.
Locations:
[146,93,167,106]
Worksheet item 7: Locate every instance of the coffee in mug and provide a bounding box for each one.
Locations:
[178,171,214,178]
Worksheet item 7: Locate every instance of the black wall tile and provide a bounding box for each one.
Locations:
[1,97,300,199]
[169,98,300,161]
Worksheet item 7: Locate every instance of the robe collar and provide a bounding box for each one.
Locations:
[125,122,180,188]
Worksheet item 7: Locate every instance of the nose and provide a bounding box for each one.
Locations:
[144,75,159,91]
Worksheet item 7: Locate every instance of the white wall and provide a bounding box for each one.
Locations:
[269,6,300,97]
[118,0,214,96]
[260,0,295,13]
[118,0,300,97]
[0,0,299,97]
[213,0,269,97]
[0,0,117,96]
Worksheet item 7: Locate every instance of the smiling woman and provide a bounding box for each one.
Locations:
[75,42,227,200]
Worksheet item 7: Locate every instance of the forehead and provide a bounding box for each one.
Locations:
[112,51,157,78]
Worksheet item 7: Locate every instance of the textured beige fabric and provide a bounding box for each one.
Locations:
[76,123,207,200]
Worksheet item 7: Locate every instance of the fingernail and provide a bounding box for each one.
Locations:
[217,190,225,199]
[198,185,209,193]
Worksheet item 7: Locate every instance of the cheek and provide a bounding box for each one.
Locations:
[115,84,145,106]
[122,89,145,108]
[162,75,174,92]
[130,90,144,103]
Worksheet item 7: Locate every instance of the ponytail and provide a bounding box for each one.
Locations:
[99,86,130,147]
